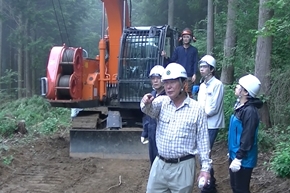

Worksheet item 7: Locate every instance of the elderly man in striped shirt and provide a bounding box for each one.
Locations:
[141,62,212,193]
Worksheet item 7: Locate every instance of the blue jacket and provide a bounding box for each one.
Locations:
[141,90,166,139]
[228,98,263,168]
[165,45,198,77]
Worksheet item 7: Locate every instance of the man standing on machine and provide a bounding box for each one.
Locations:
[161,28,198,97]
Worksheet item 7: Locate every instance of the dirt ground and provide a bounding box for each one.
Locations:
[0,132,289,193]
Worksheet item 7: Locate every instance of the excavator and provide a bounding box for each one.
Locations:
[41,0,180,159]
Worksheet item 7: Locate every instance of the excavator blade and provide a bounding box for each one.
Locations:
[69,128,149,159]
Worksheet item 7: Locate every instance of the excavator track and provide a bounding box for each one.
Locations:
[69,108,149,159]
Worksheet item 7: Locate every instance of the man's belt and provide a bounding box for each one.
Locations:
[158,154,195,164]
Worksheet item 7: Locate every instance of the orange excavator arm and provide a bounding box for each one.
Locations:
[98,0,131,100]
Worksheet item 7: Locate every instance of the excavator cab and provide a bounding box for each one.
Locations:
[118,25,178,104]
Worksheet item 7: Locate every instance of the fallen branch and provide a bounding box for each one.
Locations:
[107,175,122,191]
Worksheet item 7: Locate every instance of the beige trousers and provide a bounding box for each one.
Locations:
[146,156,196,193]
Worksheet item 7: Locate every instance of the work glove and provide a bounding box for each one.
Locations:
[229,158,242,172]
[140,137,149,144]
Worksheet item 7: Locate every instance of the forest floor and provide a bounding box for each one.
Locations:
[0,129,289,193]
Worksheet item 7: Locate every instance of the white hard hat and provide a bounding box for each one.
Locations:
[239,74,261,97]
[149,65,164,77]
[161,63,187,81]
[199,55,216,68]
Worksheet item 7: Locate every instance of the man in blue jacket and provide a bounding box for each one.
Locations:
[141,65,166,165]
[228,74,263,193]
[161,28,198,97]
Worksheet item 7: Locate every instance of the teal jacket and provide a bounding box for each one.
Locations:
[228,98,263,168]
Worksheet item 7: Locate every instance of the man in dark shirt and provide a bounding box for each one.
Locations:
[161,28,198,97]
[141,65,166,165]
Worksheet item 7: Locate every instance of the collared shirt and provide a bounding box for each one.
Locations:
[140,95,211,172]
[198,76,225,129]
[165,45,198,77]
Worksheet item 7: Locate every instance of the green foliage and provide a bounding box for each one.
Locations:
[2,155,14,165]
[223,85,236,127]
[192,29,207,58]
[1,0,97,79]
[270,140,290,178]
[216,85,236,142]
[257,124,275,152]
[131,0,167,26]
[0,96,70,137]
[0,69,18,103]
[212,10,227,57]
[268,70,290,126]
[131,0,207,31]
[266,0,290,37]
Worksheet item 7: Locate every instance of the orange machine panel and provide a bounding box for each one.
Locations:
[46,46,65,99]
[82,73,99,100]
[82,59,99,100]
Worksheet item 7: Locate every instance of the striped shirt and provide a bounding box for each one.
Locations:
[140,95,211,172]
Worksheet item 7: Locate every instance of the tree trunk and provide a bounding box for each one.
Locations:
[255,0,273,128]
[0,0,3,89]
[221,0,237,84]
[168,0,174,27]
[16,120,28,135]
[31,63,35,95]
[24,18,31,97]
[207,0,214,54]
[30,28,36,95]
[17,13,23,99]
[9,35,12,95]
[17,46,22,98]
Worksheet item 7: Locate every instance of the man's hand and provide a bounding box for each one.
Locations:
[229,158,242,172]
[197,171,210,188]
[191,74,196,82]
[141,137,149,144]
[141,93,154,105]
[161,50,167,58]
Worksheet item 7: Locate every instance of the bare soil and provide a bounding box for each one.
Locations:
[0,132,289,193]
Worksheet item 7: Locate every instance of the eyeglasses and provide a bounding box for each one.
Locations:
[199,65,209,69]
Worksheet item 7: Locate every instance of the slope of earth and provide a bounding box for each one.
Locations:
[0,132,289,193]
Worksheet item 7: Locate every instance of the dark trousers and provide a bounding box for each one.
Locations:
[148,137,158,165]
[201,129,219,193]
[208,129,219,150]
[229,159,253,193]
